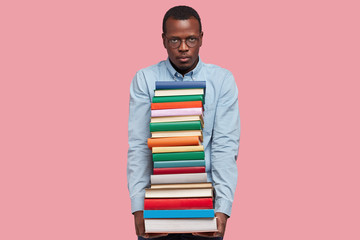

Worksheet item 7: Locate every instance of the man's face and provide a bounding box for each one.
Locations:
[162,17,203,74]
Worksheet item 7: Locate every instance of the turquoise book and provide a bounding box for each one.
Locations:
[153,151,205,161]
[153,160,206,168]
[143,209,214,219]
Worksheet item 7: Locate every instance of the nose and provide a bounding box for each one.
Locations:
[178,39,189,52]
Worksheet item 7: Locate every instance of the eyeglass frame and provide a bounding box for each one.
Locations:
[163,34,202,49]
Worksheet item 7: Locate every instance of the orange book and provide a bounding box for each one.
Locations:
[147,136,201,149]
[151,101,203,110]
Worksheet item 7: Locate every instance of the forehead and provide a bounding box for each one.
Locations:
[165,17,200,37]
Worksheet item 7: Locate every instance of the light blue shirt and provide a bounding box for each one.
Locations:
[127,57,240,217]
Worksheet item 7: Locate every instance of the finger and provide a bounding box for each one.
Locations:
[192,232,216,237]
[147,233,169,238]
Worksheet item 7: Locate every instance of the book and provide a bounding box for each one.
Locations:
[153,160,205,168]
[152,95,204,103]
[150,182,212,189]
[147,136,201,149]
[150,121,202,132]
[155,81,206,90]
[145,187,213,198]
[150,173,207,184]
[151,101,203,110]
[153,166,205,175]
[143,209,214,219]
[144,198,213,210]
[153,151,204,161]
[151,107,203,117]
[152,145,204,154]
[151,130,203,142]
[155,88,204,97]
[151,115,204,125]
[145,218,217,233]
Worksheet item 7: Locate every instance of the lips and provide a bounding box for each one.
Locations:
[178,56,190,63]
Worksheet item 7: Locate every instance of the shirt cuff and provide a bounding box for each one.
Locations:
[215,198,233,217]
[131,196,145,214]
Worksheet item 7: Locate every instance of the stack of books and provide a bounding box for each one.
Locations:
[144,81,218,233]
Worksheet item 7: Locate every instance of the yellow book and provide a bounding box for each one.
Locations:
[152,145,204,153]
[151,130,203,142]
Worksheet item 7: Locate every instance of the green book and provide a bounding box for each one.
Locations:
[153,151,205,161]
[152,95,204,103]
[150,121,202,132]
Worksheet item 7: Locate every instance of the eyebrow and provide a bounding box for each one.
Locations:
[168,35,198,39]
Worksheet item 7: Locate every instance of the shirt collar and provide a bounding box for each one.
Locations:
[165,56,203,79]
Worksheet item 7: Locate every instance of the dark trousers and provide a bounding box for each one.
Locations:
[138,234,223,240]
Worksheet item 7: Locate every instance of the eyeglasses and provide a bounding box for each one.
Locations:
[164,35,200,49]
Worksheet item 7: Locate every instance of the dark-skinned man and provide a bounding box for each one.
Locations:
[127,6,240,240]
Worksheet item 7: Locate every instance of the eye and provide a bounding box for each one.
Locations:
[170,39,179,43]
[188,37,197,42]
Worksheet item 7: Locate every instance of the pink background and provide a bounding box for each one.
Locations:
[1,0,359,239]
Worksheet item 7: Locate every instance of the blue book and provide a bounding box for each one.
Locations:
[154,160,205,168]
[143,209,214,219]
[156,81,206,90]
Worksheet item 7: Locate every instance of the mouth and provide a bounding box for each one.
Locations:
[177,56,191,63]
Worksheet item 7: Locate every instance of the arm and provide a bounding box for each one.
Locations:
[127,70,152,215]
[127,71,169,238]
[194,72,240,238]
[211,72,240,218]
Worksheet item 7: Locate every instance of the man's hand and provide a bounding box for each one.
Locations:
[133,211,168,239]
[192,212,228,238]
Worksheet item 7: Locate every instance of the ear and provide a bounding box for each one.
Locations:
[199,32,204,47]
[162,33,166,49]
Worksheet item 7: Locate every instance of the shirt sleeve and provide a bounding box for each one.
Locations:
[127,70,152,214]
[211,72,240,217]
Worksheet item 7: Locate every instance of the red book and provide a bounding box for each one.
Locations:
[151,101,203,110]
[144,198,213,210]
[153,166,205,175]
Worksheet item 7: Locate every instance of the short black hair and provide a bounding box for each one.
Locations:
[162,5,202,33]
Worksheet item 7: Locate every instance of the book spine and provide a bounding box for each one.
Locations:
[153,160,205,168]
[152,95,204,103]
[151,108,203,117]
[144,218,217,233]
[152,145,204,153]
[153,166,205,175]
[155,81,206,90]
[144,198,213,210]
[147,136,200,149]
[150,121,202,132]
[143,209,214,219]
[151,101,203,110]
[152,151,205,161]
[155,89,204,97]
[150,173,207,184]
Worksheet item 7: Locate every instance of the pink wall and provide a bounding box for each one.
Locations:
[1,0,359,239]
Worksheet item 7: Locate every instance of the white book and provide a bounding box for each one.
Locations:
[145,218,218,233]
[145,187,213,198]
[155,88,204,97]
[150,173,207,184]
[150,182,212,189]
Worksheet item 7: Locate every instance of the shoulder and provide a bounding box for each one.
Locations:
[135,60,167,79]
[203,62,234,78]
[202,62,235,87]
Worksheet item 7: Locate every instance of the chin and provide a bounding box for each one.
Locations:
[176,62,193,70]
